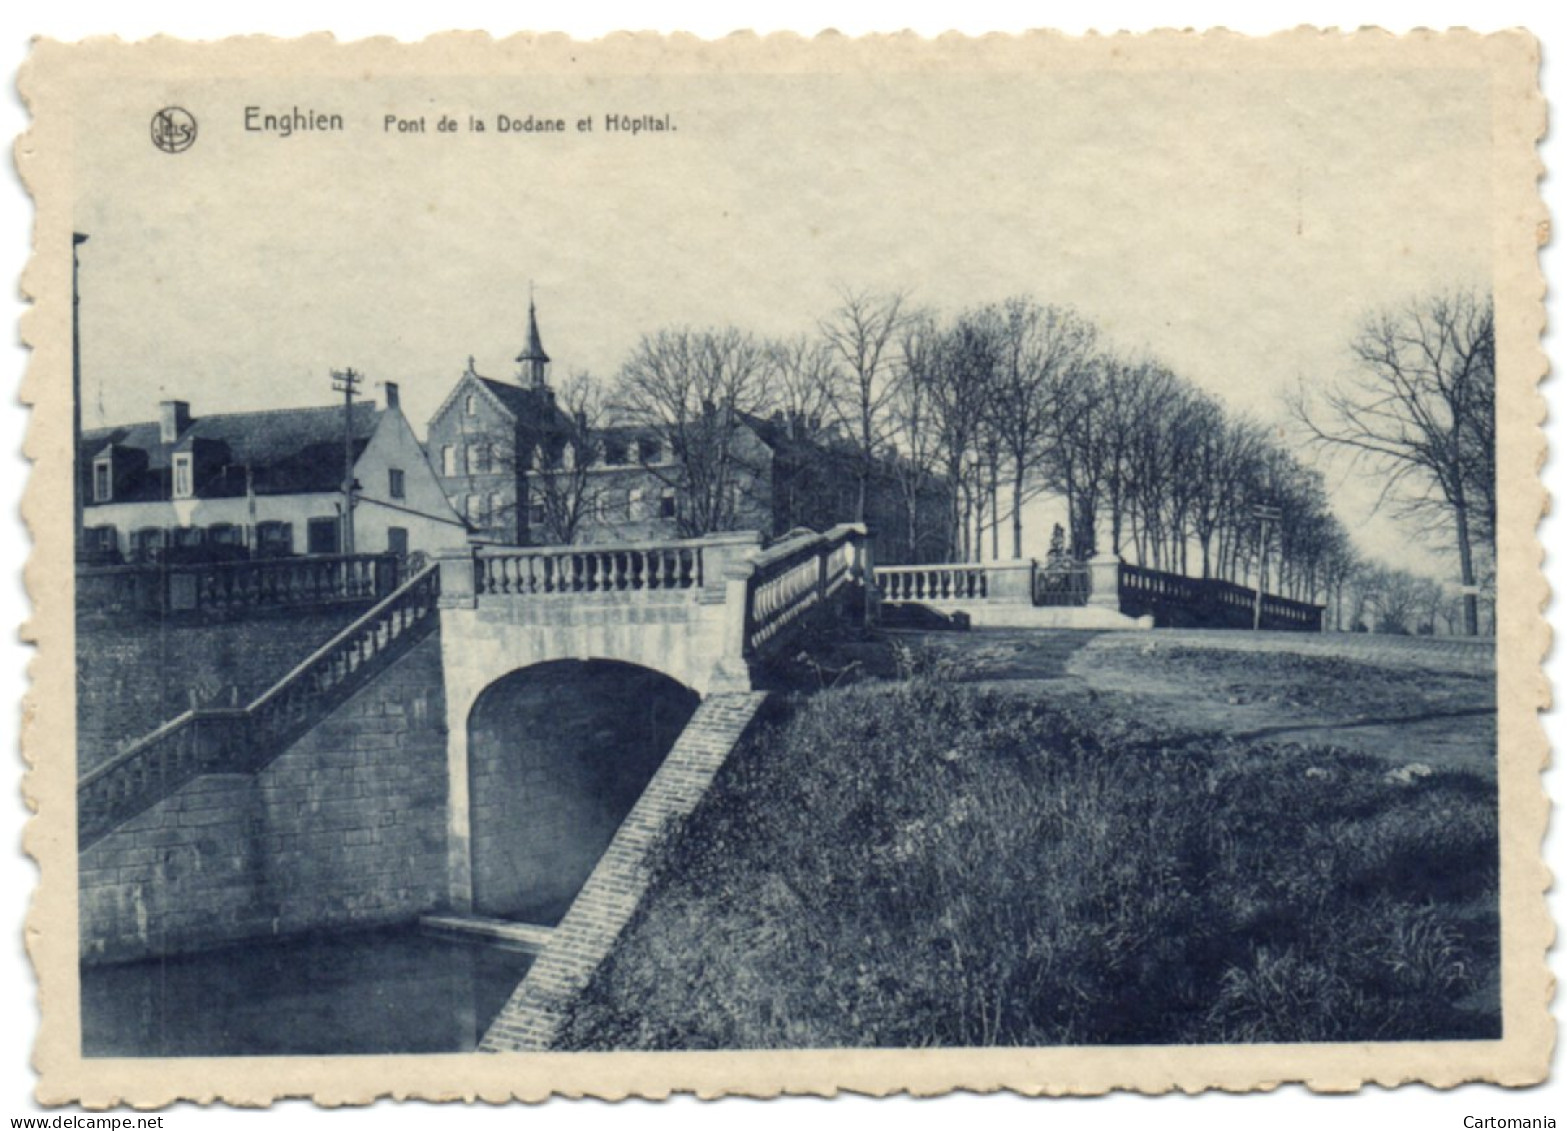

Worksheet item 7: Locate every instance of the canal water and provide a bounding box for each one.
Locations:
[81,925,535,1057]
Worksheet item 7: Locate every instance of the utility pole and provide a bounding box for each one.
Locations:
[72,233,88,560]
[1252,502,1281,631]
[331,367,363,556]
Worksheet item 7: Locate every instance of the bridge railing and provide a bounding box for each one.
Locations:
[728,524,869,658]
[875,560,1038,605]
[76,553,401,620]
[466,532,762,603]
[77,563,442,849]
[1117,561,1324,631]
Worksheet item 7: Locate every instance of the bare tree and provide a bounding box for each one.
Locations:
[763,333,840,441]
[614,326,773,537]
[1293,287,1494,635]
[1041,353,1107,560]
[818,287,910,522]
[984,298,1097,559]
[1370,565,1423,635]
[524,371,608,544]
[912,308,997,559]
[888,313,944,560]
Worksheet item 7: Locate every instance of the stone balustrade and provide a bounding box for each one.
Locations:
[76,553,401,620]
[876,559,1037,605]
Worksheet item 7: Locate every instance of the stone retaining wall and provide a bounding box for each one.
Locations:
[79,630,449,965]
[76,608,366,774]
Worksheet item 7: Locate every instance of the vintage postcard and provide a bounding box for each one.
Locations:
[16,30,1549,1104]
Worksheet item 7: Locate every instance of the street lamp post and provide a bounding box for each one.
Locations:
[1252,502,1281,631]
[72,233,88,560]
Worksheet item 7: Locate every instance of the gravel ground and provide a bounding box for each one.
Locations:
[900,627,1498,776]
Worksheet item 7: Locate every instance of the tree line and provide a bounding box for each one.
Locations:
[606,289,1359,606]
[511,284,1493,635]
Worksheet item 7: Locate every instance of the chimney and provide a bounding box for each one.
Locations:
[383,382,401,412]
[159,400,191,444]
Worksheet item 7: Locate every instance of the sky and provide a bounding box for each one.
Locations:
[66,52,1494,573]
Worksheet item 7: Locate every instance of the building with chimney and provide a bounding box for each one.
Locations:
[78,383,467,564]
[426,298,952,562]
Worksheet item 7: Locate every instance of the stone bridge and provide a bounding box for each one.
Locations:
[77,524,873,975]
[429,526,871,915]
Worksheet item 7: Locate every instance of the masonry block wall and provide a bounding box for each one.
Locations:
[467,661,699,924]
[79,630,449,965]
[76,608,366,773]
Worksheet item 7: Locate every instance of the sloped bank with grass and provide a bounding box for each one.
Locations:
[556,671,1498,1049]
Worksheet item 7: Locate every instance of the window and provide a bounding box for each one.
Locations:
[92,459,111,502]
[640,438,662,464]
[172,526,204,549]
[660,492,677,519]
[389,468,406,500]
[387,527,409,556]
[529,501,546,527]
[465,394,477,416]
[307,516,339,555]
[208,523,240,546]
[629,488,646,520]
[256,521,293,556]
[596,491,631,522]
[132,527,165,562]
[468,444,490,475]
[604,439,628,466]
[464,494,480,521]
[489,493,505,523]
[441,445,456,476]
[172,453,194,499]
[92,526,117,552]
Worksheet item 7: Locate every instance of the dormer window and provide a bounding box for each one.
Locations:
[92,457,112,502]
[172,453,194,499]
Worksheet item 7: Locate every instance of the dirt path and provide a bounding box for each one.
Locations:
[899,627,1497,777]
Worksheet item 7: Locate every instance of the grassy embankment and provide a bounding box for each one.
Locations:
[558,639,1499,1049]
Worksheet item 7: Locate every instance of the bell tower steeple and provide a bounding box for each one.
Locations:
[515,285,551,391]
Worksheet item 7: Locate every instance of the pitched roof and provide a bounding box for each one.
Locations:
[81,403,385,502]
[476,376,565,424]
[737,411,853,461]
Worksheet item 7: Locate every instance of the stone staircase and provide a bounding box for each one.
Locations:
[76,564,442,849]
[478,690,770,1052]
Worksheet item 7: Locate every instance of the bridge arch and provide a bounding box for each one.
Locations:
[455,658,699,922]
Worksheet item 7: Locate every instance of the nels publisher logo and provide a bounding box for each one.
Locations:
[150,107,197,154]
